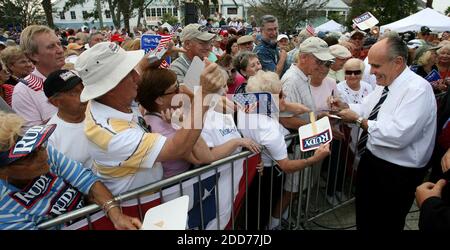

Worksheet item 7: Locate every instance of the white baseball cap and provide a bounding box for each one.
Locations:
[329,44,352,59]
[180,24,216,42]
[299,37,335,61]
[75,42,144,102]
[277,34,289,42]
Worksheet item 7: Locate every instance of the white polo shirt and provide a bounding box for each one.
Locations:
[84,100,166,195]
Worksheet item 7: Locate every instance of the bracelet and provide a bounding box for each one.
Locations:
[101,199,116,212]
[104,203,121,218]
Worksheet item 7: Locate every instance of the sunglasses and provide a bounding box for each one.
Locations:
[345,70,362,76]
[316,58,334,68]
[194,38,213,46]
[161,81,180,96]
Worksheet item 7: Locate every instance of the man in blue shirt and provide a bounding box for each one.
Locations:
[254,15,288,77]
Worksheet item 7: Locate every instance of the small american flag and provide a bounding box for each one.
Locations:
[306,24,315,36]
[171,24,181,35]
[156,34,172,68]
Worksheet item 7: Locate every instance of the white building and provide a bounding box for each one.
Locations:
[52,0,349,29]
[53,0,178,29]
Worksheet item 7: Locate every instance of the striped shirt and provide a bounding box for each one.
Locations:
[84,100,166,195]
[11,69,57,131]
[0,145,98,230]
[1,84,14,106]
[170,53,191,84]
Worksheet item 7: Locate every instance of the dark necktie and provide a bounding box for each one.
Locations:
[357,86,389,155]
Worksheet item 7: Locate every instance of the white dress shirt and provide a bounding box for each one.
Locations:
[349,67,436,168]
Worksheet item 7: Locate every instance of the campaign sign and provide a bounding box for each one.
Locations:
[298,116,333,152]
[183,56,205,89]
[425,69,441,82]
[352,12,379,30]
[141,195,189,230]
[141,34,161,54]
[232,92,279,117]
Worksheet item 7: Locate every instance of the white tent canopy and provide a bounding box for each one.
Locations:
[381,8,450,33]
[315,20,345,33]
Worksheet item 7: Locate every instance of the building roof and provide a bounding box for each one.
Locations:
[322,0,350,10]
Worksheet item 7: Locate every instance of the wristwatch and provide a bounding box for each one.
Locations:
[355,117,364,128]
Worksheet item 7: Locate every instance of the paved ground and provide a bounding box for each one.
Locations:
[303,199,420,230]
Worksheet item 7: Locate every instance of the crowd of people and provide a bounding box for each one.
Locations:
[0,12,449,231]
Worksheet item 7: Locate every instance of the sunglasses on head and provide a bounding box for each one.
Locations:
[345,70,362,76]
[162,81,180,96]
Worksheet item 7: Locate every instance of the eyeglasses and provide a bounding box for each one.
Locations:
[161,81,180,96]
[316,58,334,68]
[194,39,213,47]
[345,70,362,76]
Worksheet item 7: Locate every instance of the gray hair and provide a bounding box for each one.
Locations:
[385,36,408,62]
[88,32,104,43]
[379,30,400,41]
[233,51,258,73]
[260,15,277,29]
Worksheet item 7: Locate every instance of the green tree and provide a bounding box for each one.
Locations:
[247,0,329,33]
[328,11,345,25]
[445,6,450,15]
[347,0,418,28]
[0,0,45,28]
[161,13,178,26]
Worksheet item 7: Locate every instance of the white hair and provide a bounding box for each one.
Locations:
[246,70,281,94]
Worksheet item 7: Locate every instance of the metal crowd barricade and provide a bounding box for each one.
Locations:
[263,128,359,230]
[38,132,359,230]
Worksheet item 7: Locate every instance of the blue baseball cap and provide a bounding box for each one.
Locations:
[0,124,56,167]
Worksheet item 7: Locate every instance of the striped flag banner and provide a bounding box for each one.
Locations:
[157,34,172,68]
[306,24,315,36]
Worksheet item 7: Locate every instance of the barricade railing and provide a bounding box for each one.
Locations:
[38,149,256,230]
[38,131,358,230]
[262,127,359,230]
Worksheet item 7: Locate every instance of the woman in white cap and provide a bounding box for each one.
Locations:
[0,111,141,229]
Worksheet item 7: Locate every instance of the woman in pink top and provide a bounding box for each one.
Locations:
[232,51,262,94]
[137,68,259,179]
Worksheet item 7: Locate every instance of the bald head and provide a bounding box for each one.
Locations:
[368,38,407,86]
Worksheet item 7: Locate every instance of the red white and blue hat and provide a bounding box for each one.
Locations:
[0,124,56,167]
